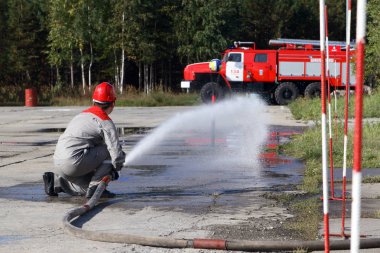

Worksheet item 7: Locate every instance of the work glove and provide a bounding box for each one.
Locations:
[114,151,127,171]
[110,169,119,181]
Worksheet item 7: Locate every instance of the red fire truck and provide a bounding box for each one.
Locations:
[181,39,355,104]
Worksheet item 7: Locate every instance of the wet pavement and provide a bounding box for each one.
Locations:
[1,105,380,253]
[0,125,305,210]
[0,105,336,253]
[112,126,305,213]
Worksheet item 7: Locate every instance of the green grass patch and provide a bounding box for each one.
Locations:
[374,210,380,218]
[286,197,322,240]
[362,209,380,219]
[362,176,380,184]
[116,91,199,106]
[282,123,380,194]
[262,192,297,204]
[0,85,200,106]
[282,123,380,175]
[263,191,321,240]
[52,86,200,106]
[52,91,199,107]
[278,88,380,242]
[280,121,380,239]
[288,88,380,121]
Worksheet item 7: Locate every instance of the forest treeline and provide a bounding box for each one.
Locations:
[0,0,379,95]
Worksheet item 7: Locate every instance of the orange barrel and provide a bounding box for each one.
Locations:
[25,88,37,107]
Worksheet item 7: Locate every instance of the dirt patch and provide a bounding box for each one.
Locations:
[210,216,299,241]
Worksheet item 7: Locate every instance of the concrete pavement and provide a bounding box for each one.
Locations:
[0,104,379,252]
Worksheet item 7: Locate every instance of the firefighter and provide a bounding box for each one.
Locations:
[43,82,126,198]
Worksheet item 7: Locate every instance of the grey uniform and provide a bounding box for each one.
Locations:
[53,106,125,195]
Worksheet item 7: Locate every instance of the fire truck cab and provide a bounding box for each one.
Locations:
[181,39,355,105]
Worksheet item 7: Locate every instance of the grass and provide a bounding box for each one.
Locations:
[263,191,321,240]
[279,88,380,241]
[278,87,380,241]
[52,86,200,106]
[0,84,200,106]
[116,91,199,106]
[283,123,380,174]
[286,197,322,240]
[374,210,380,218]
[288,87,380,121]
[52,90,199,107]
[362,175,380,184]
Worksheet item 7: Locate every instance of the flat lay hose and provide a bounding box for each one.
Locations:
[63,176,380,251]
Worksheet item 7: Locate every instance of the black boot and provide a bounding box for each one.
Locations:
[43,172,58,196]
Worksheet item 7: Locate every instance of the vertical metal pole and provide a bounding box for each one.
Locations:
[341,0,352,237]
[320,1,330,252]
[211,71,216,104]
[351,0,366,252]
[325,5,336,199]
[210,67,216,147]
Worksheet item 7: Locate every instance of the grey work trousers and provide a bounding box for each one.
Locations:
[54,145,113,196]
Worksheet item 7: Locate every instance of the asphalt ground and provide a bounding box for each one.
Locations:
[0,104,379,253]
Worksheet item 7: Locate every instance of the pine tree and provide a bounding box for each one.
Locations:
[0,1,9,81]
[175,0,239,63]
[6,0,49,86]
[366,0,380,85]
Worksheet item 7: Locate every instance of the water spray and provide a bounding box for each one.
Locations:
[124,96,268,167]
[209,58,222,147]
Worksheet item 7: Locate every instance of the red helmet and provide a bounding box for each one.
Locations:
[92,82,116,103]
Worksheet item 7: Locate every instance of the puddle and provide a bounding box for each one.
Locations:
[0,235,28,244]
[0,140,57,146]
[0,182,86,203]
[0,125,310,212]
[110,125,306,210]
[34,128,67,133]
[34,127,152,136]
[117,127,151,136]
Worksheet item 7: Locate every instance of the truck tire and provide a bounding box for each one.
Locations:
[305,82,321,98]
[274,82,299,105]
[200,82,224,103]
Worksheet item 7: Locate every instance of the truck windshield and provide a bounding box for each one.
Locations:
[227,53,242,62]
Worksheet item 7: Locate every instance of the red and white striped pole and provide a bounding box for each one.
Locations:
[325,5,336,200]
[320,0,330,251]
[341,0,352,237]
[351,0,366,252]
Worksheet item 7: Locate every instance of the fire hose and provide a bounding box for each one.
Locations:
[63,176,380,252]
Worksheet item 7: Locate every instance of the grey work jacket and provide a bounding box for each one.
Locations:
[53,106,125,170]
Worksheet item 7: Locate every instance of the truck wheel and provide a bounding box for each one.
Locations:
[305,82,321,98]
[274,82,299,105]
[200,82,224,103]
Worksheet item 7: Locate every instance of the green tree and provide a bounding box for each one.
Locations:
[282,0,319,40]
[48,0,110,93]
[6,0,49,86]
[108,0,139,92]
[112,1,181,93]
[366,0,380,86]
[238,0,351,48]
[1,0,372,95]
[175,0,239,63]
[81,0,109,90]
[239,0,319,48]
[0,0,9,81]
[48,0,76,89]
